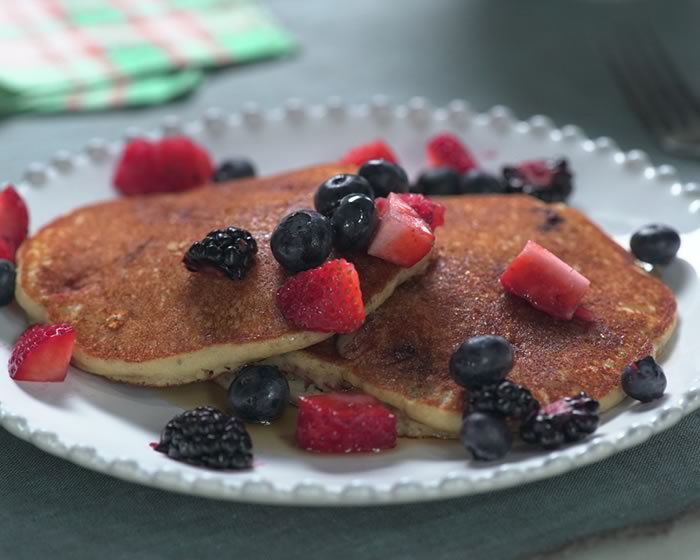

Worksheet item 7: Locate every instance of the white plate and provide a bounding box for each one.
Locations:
[1,99,699,506]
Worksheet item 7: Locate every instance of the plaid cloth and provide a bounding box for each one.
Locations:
[0,0,296,114]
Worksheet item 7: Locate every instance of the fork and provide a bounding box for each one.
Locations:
[606,22,700,157]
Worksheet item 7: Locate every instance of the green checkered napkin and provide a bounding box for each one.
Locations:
[0,0,296,114]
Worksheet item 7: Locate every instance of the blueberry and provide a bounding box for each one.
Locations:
[630,224,681,265]
[330,193,378,252]
[212,159,256,183]
[413,167,460,195]
[228,365,290,423]
[449,335,513,389]
[314,174,374,216]
[460,412,512,461]
[358,160,409,198]
[621,356,667,403]
[460,170,506,194]
[0,259,14,307]
[270,210,333,272]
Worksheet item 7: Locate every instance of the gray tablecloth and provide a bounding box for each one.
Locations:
[2,1,699,558]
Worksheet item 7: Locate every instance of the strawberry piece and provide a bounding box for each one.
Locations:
[368,194,435,267]
[9,324,76,382]
[276,258,365,333]
[0,185,29,250]
[375,196,389,218]
[426,133,477,173]
[340,140,398,166]
[395,193,445,231]
[573,305,596,322]
[0,237,16,264]
[113,136,213,196]
[296,393,397,453]
[500,240,590,320]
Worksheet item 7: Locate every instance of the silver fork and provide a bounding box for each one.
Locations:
[606,23,700,157]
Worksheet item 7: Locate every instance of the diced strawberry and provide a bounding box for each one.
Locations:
[277,258,365,333]
[296,393,397,453]
[0,185,29,250]
[0,237,16,264]
[368,194,435,267]
[375,196,389,218]
[395,193,445,231]
[340,140,398,166]
[426,133,477,173]
[573,305,596,322]
[113,136,213,196]
[9,324,76,382]
[500,240,590,320]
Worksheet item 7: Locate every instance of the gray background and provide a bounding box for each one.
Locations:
[2,1,700,559]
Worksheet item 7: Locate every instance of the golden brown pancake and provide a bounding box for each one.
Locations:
[266,195,676,435]
[15,164,431,386]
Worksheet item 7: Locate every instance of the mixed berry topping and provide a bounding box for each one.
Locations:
[270,209,333,272]
[296,393,397,453]
[113,136,213,196]
[520,393,600,450]
[212,158,256,183]
[154,406,253,470]
[276,258,365,333]
[340,140,399,166]
[500,240,590,321]
[367,193,435,268]
[449,335,514,389]
[184,227,258,280]
[357,160,409,198]
[460,411,512,461]
[468,380,539,421]
[413,167,461,195]
[502,158,573,203]
[621,356,667,403]
[0,259,15,307]
[9,323,76,382]
[426,132,477,173]
[330,193,378,252]
[630,224,681,265]
[314,173,374,216]
[0,185,29,258]
[228,364,290,423]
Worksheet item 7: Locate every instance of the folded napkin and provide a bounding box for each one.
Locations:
[0,0,296,114]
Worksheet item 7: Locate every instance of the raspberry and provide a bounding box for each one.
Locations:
[340,140,398,166]
[113,136,213,196]
[426,133,477,173]
[296,393,397,453]
[9,323,76,382]
[0,185,29,251]
[276,258,365,334]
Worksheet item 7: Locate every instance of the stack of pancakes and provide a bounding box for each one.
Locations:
[15,165,677,438]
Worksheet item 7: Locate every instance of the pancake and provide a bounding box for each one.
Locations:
[15,164,431,386]
[251,195,677,436]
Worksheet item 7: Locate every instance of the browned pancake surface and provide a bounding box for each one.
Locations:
[337,195,676,430]
[16,164,423,384]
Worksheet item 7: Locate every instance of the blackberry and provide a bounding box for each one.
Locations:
[183,227,258,280]
[468,380,539,420]
[154,406,253,470]
[630,224,681,265]
[520,392,599,449]
[502,158,573,203]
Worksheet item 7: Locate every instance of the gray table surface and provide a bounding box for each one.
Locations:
[2,1,700,559]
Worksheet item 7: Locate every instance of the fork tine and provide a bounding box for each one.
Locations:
[606,33,675,139]
[638,25,700,130]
